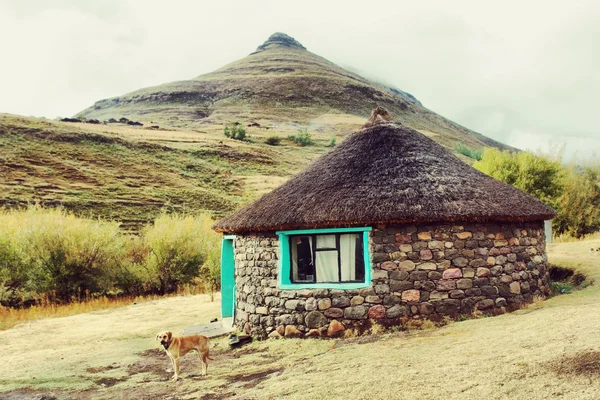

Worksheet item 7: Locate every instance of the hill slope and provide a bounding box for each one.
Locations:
[77,32,509,151]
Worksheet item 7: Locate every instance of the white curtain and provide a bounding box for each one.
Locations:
[291,236,299,281]
[316,235,336,249]
[316,251,338,282]
[340,234,357,281]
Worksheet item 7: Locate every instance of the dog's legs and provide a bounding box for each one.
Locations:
[200,353,208,376]
[172,357,181,381]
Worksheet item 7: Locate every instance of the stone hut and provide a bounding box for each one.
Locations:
[213,115,556,338]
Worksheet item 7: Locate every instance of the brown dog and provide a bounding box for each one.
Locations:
[156,331,213,381]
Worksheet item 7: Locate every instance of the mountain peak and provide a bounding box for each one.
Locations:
[255,32,306,52]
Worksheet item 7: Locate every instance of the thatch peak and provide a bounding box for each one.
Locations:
[214,123,556,233]
[363,106,392,128]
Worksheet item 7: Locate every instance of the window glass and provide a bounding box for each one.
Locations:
[289,232,365,284]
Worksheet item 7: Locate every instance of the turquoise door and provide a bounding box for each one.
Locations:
[220,236,236,318]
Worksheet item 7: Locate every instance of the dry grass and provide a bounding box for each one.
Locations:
[0,295,159,331]
[0,240,599,399]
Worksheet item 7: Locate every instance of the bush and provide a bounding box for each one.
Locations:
[224,123,247,141]
[265,135,281,146]
[473,148,600,238]
[0,207,126,304]
[288,128,314,146]
[0,207,223,307]
[455,142,482,160]
[327,136,336,148]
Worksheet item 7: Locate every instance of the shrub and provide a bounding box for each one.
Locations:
[224,123,247,141]
[455,142,482,160]
[0,206,126,304]
[327,136,336,147]
[0,207,222,307]
[288,128,314,146]
[265,135,281,146]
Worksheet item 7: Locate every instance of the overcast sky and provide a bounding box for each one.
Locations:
[1,0,598,161]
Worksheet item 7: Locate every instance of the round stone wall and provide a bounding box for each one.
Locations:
[232,222,550,338]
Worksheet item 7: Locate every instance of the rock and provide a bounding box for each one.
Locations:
[268,330,282,339]
[390,270,410,280]
[332,296,350,307]
[284,300,300,310]
[476,267,490,277]
[305,297,318,311]
[455,231,473,239]
[462,268,475,278]
[428,271,443,280]
[495,297,508,307]
[420,302,435,314]
[374,284,390,294]
[256,306,268,315]
[305,329,321,338]
[327,320,345,337]
[436,299,461,314]
[383,295,401,306]
[428,240,444,250]
[276,325,285,336]
[494,240,509,247]
[318,298,332,310]
[430,291,449,300]
[420,250,433,260]
[399,244,413,252]
[380,261,397,271]
[452,257,469,267]
[390,280,413,292]
[449,290,465,299]
[418,262,437,270]
[365,295,382,303]
[401,289,420,302]
[477,299,494,310]
[386,305,409,318]
[275,314,294,326]
[351,296,365,306]
[305,311,328,328]
[443,268,462,279]
[244,322,251,334]
[368,305,386,319]
[510,281,521,294]
[436,280,457,291]
[398,260,416,271]
[372,270,388,280]
[284,325,303,338]
[418,232,432,240]
[324,308,344,318]
[456,278,473,289]
[344,306,368,320]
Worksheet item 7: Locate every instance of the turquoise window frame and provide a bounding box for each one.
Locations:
[276,227,372,290]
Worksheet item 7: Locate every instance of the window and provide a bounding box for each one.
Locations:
[277,227,371,289]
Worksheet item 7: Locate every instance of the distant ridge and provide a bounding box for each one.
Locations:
[77,32,510,151]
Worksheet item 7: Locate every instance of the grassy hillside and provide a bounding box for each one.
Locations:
[1,240,598,399]
[0,113,335,228]
[77,33,511,152]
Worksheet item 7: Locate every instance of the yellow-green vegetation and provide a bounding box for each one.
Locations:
[1,240,599,399]
[0,206,221,308]
[474,147,600,238]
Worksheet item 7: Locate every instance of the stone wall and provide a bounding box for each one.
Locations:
[233,222,550,338]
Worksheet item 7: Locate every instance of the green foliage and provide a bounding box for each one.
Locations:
[265,135,281,146]
[454,142,482,160]
[553,167,600,238]
[474,148,600,238]
[327,136,336,148]
[551,281,573,295]
[288,128,314,146]
[224,122,247,141]
[0,207,222,307]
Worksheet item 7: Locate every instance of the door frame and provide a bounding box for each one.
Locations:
[220,235,236,319]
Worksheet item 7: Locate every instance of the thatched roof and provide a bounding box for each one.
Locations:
[213,122,556,233]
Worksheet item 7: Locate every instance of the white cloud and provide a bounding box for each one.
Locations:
[0,0,598,160]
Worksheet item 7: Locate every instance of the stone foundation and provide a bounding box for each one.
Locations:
[233,222,550,338]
